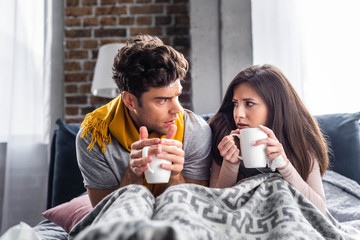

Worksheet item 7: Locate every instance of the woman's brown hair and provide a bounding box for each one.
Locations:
[209,64,329,180]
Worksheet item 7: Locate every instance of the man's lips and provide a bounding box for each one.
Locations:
[164,120,175,126]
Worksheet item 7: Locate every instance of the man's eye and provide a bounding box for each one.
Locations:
[158,99,167,104]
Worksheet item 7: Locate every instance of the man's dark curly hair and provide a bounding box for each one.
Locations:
[112,35,189,101]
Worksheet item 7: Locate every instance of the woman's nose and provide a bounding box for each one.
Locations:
[234,105,245,119]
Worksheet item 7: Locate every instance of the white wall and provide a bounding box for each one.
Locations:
[190,0,253,114]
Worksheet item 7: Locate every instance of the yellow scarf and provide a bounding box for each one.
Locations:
[80,95,184,153]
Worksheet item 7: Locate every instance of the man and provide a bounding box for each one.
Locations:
[76,35,212,207]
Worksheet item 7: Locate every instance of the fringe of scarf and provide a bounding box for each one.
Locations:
[80,95,184,153]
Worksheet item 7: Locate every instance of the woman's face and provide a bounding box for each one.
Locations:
[232,83,269,129]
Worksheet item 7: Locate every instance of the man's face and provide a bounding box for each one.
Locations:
[129,80,183,135]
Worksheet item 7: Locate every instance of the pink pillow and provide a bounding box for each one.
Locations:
[42,194,93,232]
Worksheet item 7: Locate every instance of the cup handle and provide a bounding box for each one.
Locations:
[142,146,154,174]
[231,133,243,161]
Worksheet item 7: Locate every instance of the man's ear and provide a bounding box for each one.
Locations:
[122,91,136,111]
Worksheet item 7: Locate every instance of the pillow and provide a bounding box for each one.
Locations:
[42,194,93,232]
[315,112,360,184]
[48,118,84,208]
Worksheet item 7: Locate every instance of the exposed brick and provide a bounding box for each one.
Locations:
[65,84,78,93]
[65,73,88,82]
[130,27,162,36]
[66,18,81,26]
[100,39,126,45]
[100,17,117,26]
[160,37,170,45]
[89,72,94,80]
[68,50,89,59]
[66,0,79,7]
[175,16,189,25]
[82,0,98,5]
[66,96,88,104]
[66,118,85,124]
[84,61,96,71]
[166,5,187,14]
[66,40,81,49]
[92,50,99,59]
[136,16,152,25]
[155,16,171,25]
[94,28,126,37]
[79,84,92,93]
[80,106,96,115]
[66,107,79,115]
[166,26,188,36]
[66,7,92,16]
[65,61,81,71]
[130,5,163,14]
[90,96,113,105]
[83,39,98,48]
[96,6,127,15]
[84,17,98,26]
[63,0,192,122]
[64,51,70,59]
[119,17,134,25]
[173,37,189,48]
[101,0,116,4]
[178,48,189,58]
[65,29,91,38]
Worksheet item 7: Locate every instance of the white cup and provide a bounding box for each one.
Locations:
[142,146,171,184]
[231,128,268,168]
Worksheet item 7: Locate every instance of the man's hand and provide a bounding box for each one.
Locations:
[158,125,186,185]
[129,126,161,176]
[157,125,184,175]
[120,126,160,187]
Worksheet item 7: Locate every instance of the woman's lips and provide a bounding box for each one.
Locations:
[237,123,249,129]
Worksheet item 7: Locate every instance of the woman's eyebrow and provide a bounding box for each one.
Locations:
[243,97,256,101]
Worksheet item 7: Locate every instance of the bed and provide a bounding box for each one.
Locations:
[1,112,360,239]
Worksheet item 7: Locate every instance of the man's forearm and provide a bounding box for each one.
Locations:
[119,166,143,188]
[166,173,186,188]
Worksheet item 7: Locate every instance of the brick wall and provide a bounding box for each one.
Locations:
[64,0,191,123]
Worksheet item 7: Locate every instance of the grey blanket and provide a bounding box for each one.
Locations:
[69,173,360,240]
[323,170,360,229]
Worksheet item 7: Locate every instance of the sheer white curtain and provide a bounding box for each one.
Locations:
[252,0,360,115]
[0,0,63,234]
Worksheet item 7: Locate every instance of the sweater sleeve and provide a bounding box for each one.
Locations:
[278,159,326,214]
[209,159,240,188]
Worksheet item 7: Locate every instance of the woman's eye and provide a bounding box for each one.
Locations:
[232,101,238,107]
[246,101,255,107]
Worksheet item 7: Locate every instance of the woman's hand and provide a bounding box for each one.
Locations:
[254,125,289,170]
[218,129,241,164]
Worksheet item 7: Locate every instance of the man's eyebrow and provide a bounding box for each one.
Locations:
[154,96,173,100]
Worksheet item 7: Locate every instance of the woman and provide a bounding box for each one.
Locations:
[209,64,329,214]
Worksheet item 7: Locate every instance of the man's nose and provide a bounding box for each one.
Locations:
[170,98,181,114]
